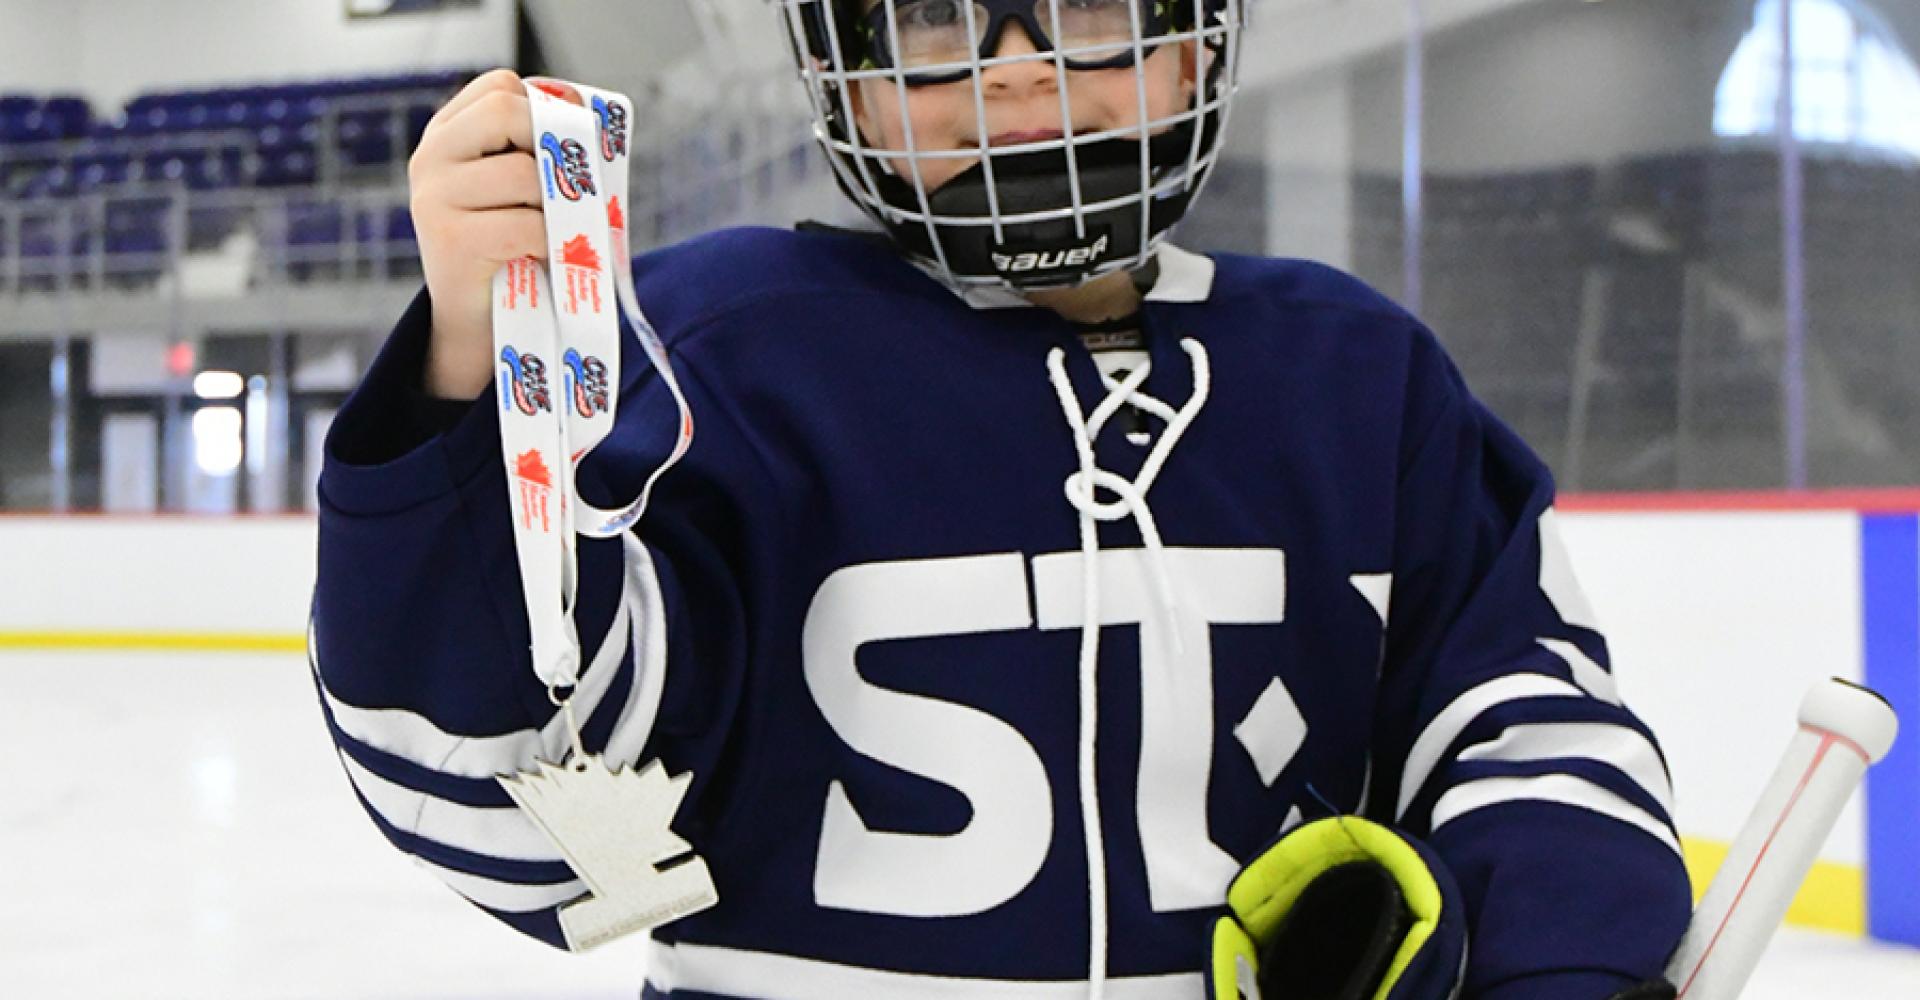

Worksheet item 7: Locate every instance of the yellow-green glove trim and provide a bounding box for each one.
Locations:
[1221,816,1445,1000]
[1209,915,1260,998]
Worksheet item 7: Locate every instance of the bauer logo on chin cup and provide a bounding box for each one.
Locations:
[990,231,1113,280]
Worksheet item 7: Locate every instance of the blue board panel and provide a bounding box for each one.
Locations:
[1863,514,1920,946]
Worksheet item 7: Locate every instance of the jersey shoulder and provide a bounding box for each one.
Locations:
[628,225,944,346]
[1205,251,1418,329]
[1190,252,1475,436]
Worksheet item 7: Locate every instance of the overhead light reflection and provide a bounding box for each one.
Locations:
[193,407,243,476]
[193,371,244,400]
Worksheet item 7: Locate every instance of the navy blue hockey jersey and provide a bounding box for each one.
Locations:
[311,226,1691,999]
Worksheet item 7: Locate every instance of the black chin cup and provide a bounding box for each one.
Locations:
[874,127,1200,288]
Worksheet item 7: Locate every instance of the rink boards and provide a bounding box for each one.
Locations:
[1558,493,1920,946]
[3,497,1916,945]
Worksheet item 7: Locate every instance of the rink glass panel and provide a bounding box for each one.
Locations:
[1214,0,1920,493]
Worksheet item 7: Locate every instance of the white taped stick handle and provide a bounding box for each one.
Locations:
[1665,678,1898,999]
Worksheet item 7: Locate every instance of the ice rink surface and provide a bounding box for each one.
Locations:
[5,649,1918,999]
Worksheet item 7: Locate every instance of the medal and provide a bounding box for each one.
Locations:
[491,79,714,949]
[500,755,719,952]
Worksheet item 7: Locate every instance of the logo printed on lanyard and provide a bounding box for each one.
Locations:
[591,95,628,161]
[564,349,610,419]
[558,234,605,316]
[540,131,596,202]
[501,258,541,310]
[514,449,555,533]
[499,346,552,416]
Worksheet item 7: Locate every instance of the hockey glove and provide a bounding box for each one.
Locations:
[1205,816,1468,1000]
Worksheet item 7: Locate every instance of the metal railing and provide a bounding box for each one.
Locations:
[0,74,827,329]
[0,184,419,296]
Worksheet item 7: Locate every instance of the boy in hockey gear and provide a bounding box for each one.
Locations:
[311,1,1693,996]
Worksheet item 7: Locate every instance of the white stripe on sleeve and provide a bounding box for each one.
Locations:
[647,941,1202,1000]
[336,750,563,862]
[1396,673,1585,820]
[1430,773,1683,858]
[1537,637,1621,705]
[600,535,671,767]
[312,597,625,776]
[1538,508,1601,631]
[313,534,670,778]
[413,855,587,913]
[1457,720,1675,815]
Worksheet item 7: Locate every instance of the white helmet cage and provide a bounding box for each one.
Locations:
[777,0,1244,290]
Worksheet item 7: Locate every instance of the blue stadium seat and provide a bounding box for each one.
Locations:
[40,97,91,138]
[0,107,53,144]
[74,154,134,194]
[184,152,237,191]
[140,148,207,186]
[105,196,172,251]
[287,200,343,244]
[257,121,321,151]
[386,205,415,242]
[18,216,62,259]
[257,147,318,187]
[338,108,401,165]
[21,163,78,199]
[406,103,435,145]
[181,103,216,132]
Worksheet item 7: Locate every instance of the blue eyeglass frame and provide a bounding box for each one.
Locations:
[853,0,1177,86]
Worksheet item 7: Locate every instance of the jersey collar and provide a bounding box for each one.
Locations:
[924,244,1217,311]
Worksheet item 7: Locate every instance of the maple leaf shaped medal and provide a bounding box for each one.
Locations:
[497,758,719,951]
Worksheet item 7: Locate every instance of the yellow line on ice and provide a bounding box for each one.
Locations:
[1681,835,1865,936]
[0,631,306,653]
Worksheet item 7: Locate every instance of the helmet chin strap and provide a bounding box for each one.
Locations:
[873,125,1201,290]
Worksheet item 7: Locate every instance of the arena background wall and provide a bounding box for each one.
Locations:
[0,0,516,109]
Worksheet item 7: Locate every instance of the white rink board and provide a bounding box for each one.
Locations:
[0,516,317,635]
[1562,511,1868,865]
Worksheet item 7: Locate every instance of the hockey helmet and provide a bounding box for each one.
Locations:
[777,0,1244,290]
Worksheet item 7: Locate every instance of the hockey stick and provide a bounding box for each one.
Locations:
[1663,678,1899,999]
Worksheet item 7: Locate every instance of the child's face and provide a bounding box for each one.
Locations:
[847,3,1199,193]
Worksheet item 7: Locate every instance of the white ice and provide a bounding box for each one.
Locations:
[4,650,1917,999]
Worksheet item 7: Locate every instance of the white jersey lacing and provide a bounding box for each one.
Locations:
[1045,339,1212,1000]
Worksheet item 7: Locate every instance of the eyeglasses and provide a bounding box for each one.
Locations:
[853,0,1177,86]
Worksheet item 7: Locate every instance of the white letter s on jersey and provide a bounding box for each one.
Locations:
[803,554,1053,917]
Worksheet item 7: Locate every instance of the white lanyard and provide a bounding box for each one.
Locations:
[492,81,695,696]
[490,80,716,952]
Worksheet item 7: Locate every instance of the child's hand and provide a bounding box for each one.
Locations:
[410,69,577,399]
